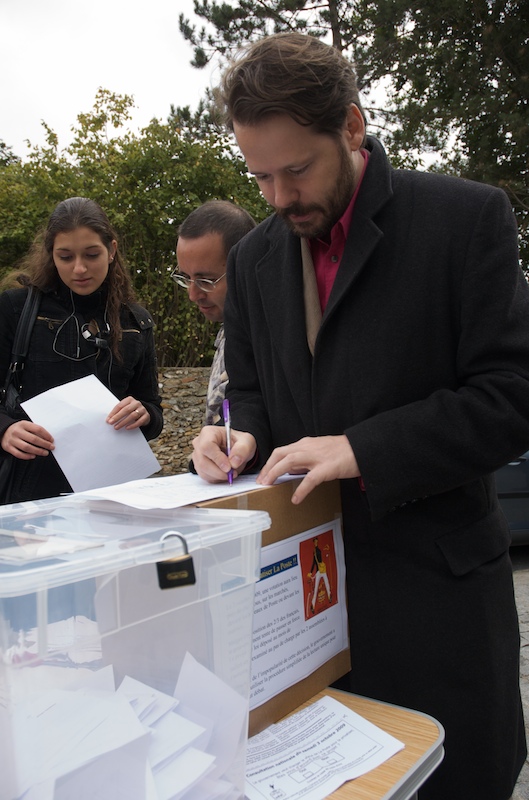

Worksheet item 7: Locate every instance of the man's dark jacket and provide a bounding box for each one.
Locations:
[224,136,529,800]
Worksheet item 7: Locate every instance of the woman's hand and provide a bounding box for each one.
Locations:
[1,421,54,460]
[107,396,151,430]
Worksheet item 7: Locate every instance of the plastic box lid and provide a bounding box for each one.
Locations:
[0,494,270,597]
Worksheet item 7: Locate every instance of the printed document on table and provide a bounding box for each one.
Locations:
[245,695,404,800]
[21,375,160,492]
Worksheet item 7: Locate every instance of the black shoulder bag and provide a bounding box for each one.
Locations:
[0,285,41,503]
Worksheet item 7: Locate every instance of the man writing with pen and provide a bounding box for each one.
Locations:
[191,33,529,800]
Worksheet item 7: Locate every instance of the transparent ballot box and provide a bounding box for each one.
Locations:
[0,494,269,800]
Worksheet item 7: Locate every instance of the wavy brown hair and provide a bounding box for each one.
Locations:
[221,32,366,143]
[2,197,136,358]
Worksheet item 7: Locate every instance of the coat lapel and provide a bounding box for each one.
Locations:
[322,137,394,327]
[255,226,316,430]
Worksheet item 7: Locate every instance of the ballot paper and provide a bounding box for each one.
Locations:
[12,689,151,798]
[5,616,102,669]
[175,652,249,783]
[7,657,249,800]
[21,375,160,492]
[117,675,180,729]
[0,529,102,563]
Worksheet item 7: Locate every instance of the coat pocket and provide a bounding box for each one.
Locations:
[435,506,511,576]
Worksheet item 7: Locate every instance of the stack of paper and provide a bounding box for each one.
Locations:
[7,653,248,799]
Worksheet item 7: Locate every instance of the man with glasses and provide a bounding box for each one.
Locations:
[173,200,256,423]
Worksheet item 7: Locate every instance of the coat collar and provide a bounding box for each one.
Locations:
[323,136,393,321]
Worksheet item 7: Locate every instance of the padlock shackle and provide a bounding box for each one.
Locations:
[160,530,189,555]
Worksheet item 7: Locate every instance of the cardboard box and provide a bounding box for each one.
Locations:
[0,497,269,800]
[197,479,351,735]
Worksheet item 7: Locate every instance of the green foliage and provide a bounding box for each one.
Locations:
[0,90,269,366]
[178,0,528,270]
[0,124,81,272]
[178,0,346,66]
[168,91,227,140]
[0,142,20,168]
[353,0,529,267]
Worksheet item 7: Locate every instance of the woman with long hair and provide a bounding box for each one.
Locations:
[0,197,163,503]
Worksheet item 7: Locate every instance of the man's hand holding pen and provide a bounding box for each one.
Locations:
[192,425,360,504]
[192,426,257,484]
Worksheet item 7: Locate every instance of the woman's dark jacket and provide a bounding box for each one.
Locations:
[0,283,163,503]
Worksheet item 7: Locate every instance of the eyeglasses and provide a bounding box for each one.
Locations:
[170,269,226,293]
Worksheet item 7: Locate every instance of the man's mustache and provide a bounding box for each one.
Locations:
[277,203,323,218]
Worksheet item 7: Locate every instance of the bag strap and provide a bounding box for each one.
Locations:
[3,285,41,394]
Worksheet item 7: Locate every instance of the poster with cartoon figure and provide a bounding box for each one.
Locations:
[250,519,348,709]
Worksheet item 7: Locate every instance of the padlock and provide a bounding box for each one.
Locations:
[156,532,196,589]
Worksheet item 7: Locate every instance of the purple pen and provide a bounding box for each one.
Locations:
[222,399,234,485]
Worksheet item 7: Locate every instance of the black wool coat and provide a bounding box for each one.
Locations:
[224,136,529,800]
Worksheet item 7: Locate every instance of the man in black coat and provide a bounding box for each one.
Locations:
[192,32,529,799]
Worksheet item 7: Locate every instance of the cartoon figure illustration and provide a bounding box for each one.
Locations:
[308,536,332,614]
[299,528,337,619]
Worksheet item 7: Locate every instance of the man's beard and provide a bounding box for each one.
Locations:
[277,146,357,239]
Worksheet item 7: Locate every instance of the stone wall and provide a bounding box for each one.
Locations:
[150,367,211,475]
